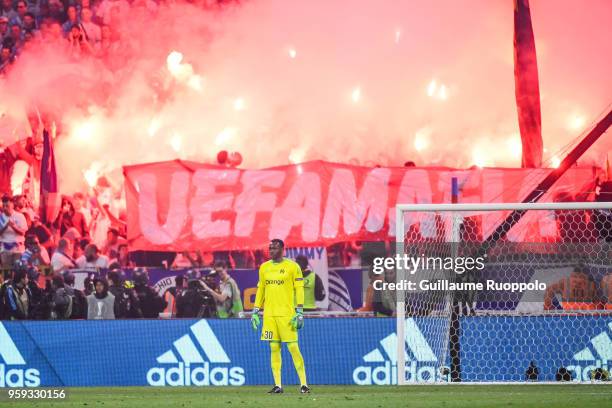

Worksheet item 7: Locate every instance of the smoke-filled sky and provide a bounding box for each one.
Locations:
[0,0,611,192]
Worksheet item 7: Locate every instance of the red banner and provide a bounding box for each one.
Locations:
[123,160,595,251]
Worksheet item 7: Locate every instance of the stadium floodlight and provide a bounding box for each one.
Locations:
[395,201,612,384]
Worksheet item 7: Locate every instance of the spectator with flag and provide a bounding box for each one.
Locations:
[39,127,60,228]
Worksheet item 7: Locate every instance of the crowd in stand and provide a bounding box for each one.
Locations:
[0,0,239,74]
[1,213,246,321]
[0,171,247,320]
[2,0,140,73]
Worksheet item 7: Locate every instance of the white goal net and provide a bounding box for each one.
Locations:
[394,201,612,384]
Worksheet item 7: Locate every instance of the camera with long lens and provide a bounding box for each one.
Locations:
[185,269,217,318]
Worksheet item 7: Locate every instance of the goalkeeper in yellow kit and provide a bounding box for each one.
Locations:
[251,239,310,394]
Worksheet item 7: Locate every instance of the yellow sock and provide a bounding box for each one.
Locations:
[287,342,307,386]
[270,342,282,387]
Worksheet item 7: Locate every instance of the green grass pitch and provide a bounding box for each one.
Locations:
[2,385,611,408]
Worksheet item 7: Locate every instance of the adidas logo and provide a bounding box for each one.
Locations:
[353,318,438,385]
[0,322,41,387]
[147,320,245,386]
[566,322,612,381]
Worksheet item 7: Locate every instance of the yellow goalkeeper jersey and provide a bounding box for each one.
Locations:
[254,258,304,317]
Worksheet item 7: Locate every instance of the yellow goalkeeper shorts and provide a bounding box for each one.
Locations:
[261,315,298,342]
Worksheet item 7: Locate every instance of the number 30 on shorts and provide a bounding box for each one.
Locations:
[263,330,273,339]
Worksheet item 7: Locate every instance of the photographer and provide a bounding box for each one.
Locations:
[199,261,243,318]
[46,274,73,320]
[25,265,46,319]
[133,269,166,318]
[0,268,31,320]
[83,272,99,297]
[176,269,216,318]
[107,270,142,318]
[5,262,46,320]
[163,274,185,318]
[63,272,87,319]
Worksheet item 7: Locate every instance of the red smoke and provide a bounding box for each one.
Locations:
[0,0,610,193]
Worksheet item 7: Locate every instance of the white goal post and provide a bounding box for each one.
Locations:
[395,201,612,385]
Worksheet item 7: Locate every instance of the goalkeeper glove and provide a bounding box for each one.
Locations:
[290,308,304,330]
[251,308,261,331]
